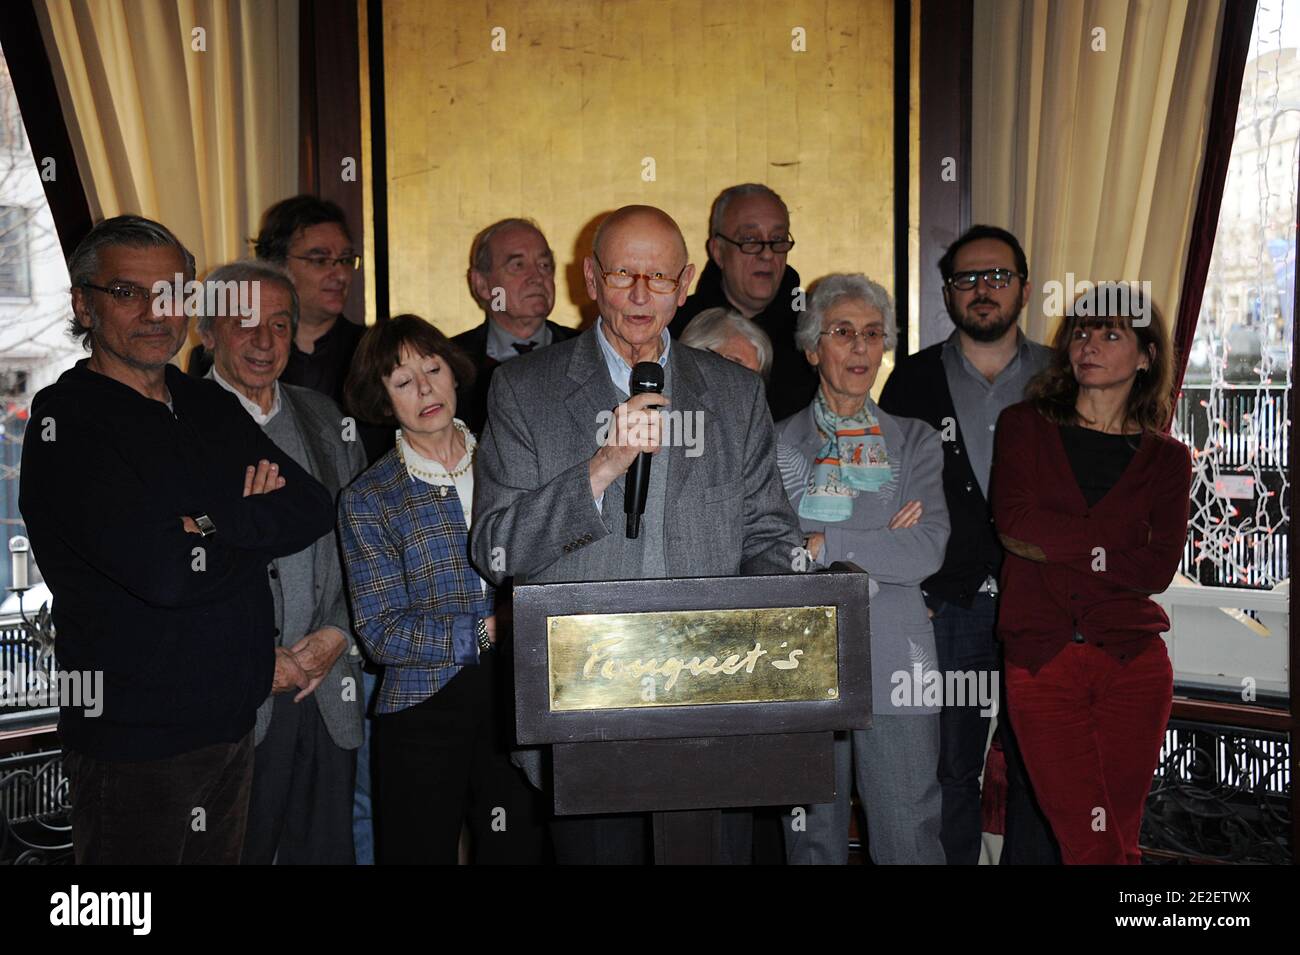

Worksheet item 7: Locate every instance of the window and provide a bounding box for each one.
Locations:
[1176,4,1296,594]
[0,206,32,299]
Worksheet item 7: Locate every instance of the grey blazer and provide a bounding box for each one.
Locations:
[777,399,949,716]
[470,327,804,585]
[207,375,367,750]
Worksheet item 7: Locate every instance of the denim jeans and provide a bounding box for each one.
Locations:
[352,668,378,865]
[931,595,1059,864]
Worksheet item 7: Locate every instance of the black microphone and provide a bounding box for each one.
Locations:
[625,361,664,539]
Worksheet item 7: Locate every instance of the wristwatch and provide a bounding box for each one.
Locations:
[476,617,493,653]
[192,514,217,537]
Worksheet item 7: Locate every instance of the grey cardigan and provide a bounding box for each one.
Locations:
[777,398,949,715]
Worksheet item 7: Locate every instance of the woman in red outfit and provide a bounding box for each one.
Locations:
[990,286,1190,865]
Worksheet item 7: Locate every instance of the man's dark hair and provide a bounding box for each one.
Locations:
[253,195,354,264]
[67,214,196,350]
[938,225,1029,283]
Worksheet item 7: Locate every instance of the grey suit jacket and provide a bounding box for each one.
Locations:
[207,375,367,750]
[470,327,804,587]
[777,399,950,716]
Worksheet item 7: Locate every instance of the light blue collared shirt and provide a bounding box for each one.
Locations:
[595,316,671,396]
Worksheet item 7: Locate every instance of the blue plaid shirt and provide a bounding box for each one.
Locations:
[338,448,493,714]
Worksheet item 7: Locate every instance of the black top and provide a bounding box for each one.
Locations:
[668,260,818,423]
[1059,424,1142,507]
[281,316,366,406]
[878,342,1002,608]
[19,361,335,760]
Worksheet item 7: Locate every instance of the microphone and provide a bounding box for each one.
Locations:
[625,361,665,539]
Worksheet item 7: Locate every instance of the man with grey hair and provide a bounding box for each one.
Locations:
[453,217,576,433]
[19,216,334,863]
[680,306,774,379]
[198,260,367,863]
[669,183,817,421]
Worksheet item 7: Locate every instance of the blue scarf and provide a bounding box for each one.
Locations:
[798,392,892,523]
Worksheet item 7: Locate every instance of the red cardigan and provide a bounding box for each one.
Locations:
[990,401,1192,670]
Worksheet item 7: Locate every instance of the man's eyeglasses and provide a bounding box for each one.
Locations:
[592,252,686,294]
[945,268,1025,291]
[820,325,886,344]
[713,233,795,255]
[79,282,166,309]
[287,254,361,271]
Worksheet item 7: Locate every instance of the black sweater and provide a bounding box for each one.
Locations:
[668,260,818,423]
[878,343,1002,608]
[19,361,335,760]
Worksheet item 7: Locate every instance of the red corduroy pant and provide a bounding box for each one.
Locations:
[1004,637,1173,865]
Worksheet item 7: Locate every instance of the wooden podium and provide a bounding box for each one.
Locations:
[512,565,872,864]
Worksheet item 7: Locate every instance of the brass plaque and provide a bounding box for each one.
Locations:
[547,606,839,711]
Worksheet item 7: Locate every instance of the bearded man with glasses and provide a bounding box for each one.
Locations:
[470,205,803,864]
[668,183,818,422]
[878,224,1060,866]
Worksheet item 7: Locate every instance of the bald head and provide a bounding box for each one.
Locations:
[584,204,696,365]
[593,205,689,269]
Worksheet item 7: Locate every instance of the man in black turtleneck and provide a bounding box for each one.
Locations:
[668,183,817,422]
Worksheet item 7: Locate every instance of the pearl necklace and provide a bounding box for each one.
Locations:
[400,422,475,482]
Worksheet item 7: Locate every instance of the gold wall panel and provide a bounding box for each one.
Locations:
[382,0,895,336]
[547,606,839,710]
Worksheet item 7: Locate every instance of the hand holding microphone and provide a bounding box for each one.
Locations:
[586,362,668,538]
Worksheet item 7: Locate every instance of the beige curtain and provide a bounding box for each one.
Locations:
[35,0,298,278]
[972,0,1226,344]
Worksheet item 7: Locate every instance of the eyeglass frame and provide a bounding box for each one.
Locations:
[286,253,362,271]
[711,232,796,256]
[818,324,888,345]
[590,251,687,295]
[944,268,1026,291]
[78,281,170,310]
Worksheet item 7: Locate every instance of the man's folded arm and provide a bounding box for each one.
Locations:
[201,399,335,557]
[20,407,260,608]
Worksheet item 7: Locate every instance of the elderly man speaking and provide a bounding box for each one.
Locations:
[198,260,367,864]
[470,205,803,864]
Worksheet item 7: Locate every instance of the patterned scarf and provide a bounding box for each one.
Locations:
[798,391,892,522]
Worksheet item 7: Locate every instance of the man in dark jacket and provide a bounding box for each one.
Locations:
[453,217,575,434]
[20,216,334,864]
[668,184,817,422]
[878,224,1058,865]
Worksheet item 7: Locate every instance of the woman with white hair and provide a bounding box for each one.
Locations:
[778,272,949,864]
[680,307,774,379]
